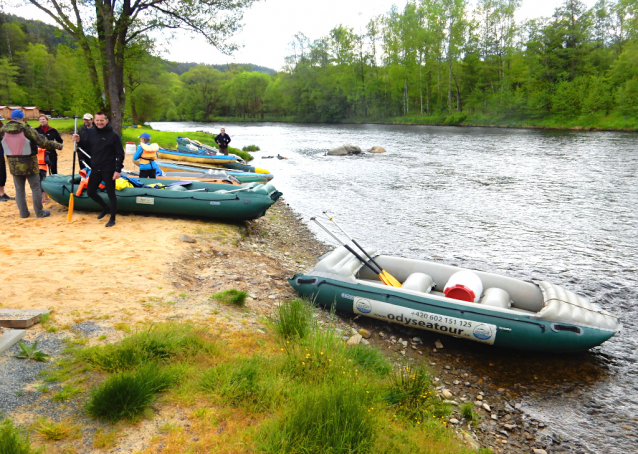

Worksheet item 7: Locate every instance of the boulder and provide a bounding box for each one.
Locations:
[367,146,387,153]
[327,144,363,156]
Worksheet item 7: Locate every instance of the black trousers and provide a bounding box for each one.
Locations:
[48,151,58,174]
[87,169,117,218]
[139,169,156,178]
[0,155,6,187]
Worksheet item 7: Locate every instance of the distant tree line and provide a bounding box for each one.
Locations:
[1,0,637,126]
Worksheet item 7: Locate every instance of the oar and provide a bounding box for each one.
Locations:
[68,115,78,222]
[311,217,395,287]
[323,211,402,287]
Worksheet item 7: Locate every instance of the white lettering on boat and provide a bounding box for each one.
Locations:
[353,297,497,345]
[341,293,355,300]
[136,197,154,205]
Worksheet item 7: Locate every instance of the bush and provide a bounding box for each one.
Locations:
[86,364,178,421]
[210,289,247,307]
[442,112,467,125]
[273,298,314,339]
[242,145,261,151]
[0,419,38,454]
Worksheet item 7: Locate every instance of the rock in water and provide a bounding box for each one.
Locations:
[367,146,387,153]
[327,144,363,156]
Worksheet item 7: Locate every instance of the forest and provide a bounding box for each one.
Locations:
[1,0,637,129]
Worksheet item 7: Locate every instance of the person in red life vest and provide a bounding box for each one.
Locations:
[36,147,50,201]
[72,111,124,227]
[214,128,231,155]
[35,114,63,174]
[133,132,159,178]
[0,119,15,203]
[0,110,62,218]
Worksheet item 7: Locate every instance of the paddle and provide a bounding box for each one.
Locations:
[323,211,402,288]
[311,217,397,287]
[68,115,78,222]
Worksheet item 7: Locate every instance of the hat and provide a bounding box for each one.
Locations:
[11,109,24,120]
[138,132,151,140]
[83,113,93,120]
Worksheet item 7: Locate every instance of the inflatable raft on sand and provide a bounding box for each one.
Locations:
[289,246,621,353]
[42,174,282,221]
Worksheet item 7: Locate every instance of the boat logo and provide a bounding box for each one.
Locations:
[210,202,221,205]
[341,293,354,300]
[355,299,372,314]
[473,324,494,341]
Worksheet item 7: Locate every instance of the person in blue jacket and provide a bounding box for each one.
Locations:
[133,132,159,178]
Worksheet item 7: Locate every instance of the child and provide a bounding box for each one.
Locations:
[133,132,159,178]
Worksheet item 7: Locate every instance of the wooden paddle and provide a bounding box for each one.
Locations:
[323,212,402,287]
[68,115,78,222]
[311,217,398,287]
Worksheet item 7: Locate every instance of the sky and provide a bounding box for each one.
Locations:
[10,0,599,71]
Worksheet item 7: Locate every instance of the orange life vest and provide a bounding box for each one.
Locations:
[37,148,47,171]
[139,143,159,165]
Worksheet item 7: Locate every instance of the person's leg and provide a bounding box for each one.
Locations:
[0,155,10,199]
[220,147,229,156]
[26,173,44,217]
[12,175,29,218]
[101,171,117,227]
[87,169,109,218]
[49,151,58,174]
[140,169,155,178]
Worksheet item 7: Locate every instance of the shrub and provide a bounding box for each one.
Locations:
[86,364,177,421]
[209,289,247,307]
[0,419,37,454]
[242,145,261,151]
[33,418,80,441]
[273,298,314,339]
[460,402,480,425]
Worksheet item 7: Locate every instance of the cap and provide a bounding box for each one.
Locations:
[11,109,24,120]
[138,132,151,140]
[83,113,93,120]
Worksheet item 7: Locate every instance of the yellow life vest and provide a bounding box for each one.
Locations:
[139,143,159,164]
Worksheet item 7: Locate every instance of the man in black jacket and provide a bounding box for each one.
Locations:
[72,111,124,227]
[214,128,231,155]
[35,114,63,174]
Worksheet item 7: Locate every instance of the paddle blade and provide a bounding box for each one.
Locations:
[382,271,402,288]
[379,273,391,286]
[67,194,74,222]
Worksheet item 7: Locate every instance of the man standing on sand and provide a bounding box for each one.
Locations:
[214,128,231,155]
[0,119,15,203]
[72,111,124,227]
[0,110,63,218]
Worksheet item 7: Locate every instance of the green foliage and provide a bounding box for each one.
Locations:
[0,419,39,454]
[273,298,314,339]
[209,289,248,306]
[344,343,392,377]
[460,402,480,426]
[242,144,260,151]
[13,341,49,362]
[86,364,177,421]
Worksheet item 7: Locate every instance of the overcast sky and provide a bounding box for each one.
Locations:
[11,0,598,71]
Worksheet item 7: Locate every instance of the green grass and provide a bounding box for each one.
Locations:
[242,145,260,151]
[345,343,393,377]
[209,289,248,307]
[272,298,314,339]
[86,363,178,422]
[0,419,39,454]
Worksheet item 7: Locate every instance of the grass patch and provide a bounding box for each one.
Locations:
[52,385,83,402]
[209,289,247,307]
[242,144,260,151]
[460,402,480,426]
[0,419,38,454]
[33,417,81,441]
[272,298,314,339]
[13,341,49,362]
[86,363,178,422]
[345,343,392,377]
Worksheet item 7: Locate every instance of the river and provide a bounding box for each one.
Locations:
[151,121,638,453]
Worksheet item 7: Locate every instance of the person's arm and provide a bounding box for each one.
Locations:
[53,128,63,144]
[25,125,63,150]
[226,135,231,145]
[133,145,143,161]
[214,134,221,145]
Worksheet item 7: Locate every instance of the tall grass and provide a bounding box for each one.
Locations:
[273,298,315,339]
[209,289,247,307]
[0,419,38,454]
[345,343,392,377]
[86,363,178,422]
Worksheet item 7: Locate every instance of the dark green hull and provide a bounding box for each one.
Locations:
[289,274,619,353]
[42,175,282,221]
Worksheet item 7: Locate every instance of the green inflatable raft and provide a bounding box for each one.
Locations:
[41,175,282,221]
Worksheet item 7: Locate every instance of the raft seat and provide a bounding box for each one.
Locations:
[401,273,435,294]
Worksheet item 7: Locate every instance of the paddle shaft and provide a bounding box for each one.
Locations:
[68,116,78,222]
[311,218,384,276]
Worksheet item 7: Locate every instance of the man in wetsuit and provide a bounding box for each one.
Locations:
[214,128,231,155]
[72,111,124,227]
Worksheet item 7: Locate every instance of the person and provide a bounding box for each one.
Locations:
[0,119,15,202]
[133,132,159,178]
[0,110,62,218]
[77,113,94,168]
[214,128,231,155]
[72,111,124,227]
[35,114,63,174]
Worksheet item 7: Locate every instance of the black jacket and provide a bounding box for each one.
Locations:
[35,125,63,146]
[78,124,124,172]
[215,133,231,147]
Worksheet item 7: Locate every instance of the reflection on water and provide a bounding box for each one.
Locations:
[152,121,638,453]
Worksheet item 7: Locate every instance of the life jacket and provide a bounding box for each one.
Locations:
[76,169,90,196]
[1,131,35,157]
[37,148,47,171]
[139,143,159,165]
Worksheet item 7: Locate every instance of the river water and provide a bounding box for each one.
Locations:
[152,121,638,453]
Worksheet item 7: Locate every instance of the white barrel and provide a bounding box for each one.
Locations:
[125,142,136,155]
[443,270,483,303]
[479,288,512,309]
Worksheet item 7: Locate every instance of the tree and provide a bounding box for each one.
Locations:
[0,56,26,103]
[25,0,259,134]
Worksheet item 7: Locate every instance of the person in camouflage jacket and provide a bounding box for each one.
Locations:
[0,110,63,218]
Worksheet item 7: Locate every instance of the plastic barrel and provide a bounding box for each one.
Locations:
[443,270,483,303]
[125,142,136,155]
